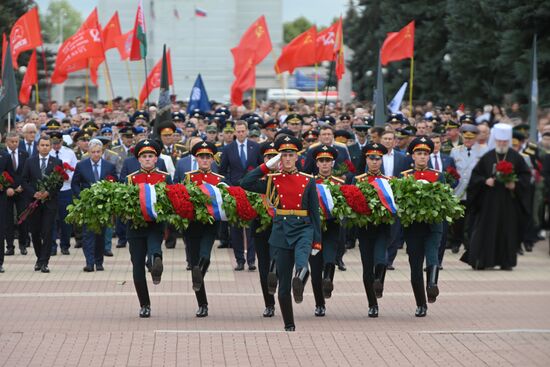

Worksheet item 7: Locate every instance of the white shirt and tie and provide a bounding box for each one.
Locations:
[25,141,34,156]
[431,152,442,172]
[8,148,18,171]
[382,150,394,177]
[238,139,248,168]
[91,159,102,182]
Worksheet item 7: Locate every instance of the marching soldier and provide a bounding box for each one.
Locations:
[241,135,321,331]
[126,139,172,318]
[401,137,445,317]
[249,142,278,318]
[354,143,392,317]
[311,144,344,317]
[184,141,226,318]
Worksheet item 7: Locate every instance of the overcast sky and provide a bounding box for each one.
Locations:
[35,0,350,26]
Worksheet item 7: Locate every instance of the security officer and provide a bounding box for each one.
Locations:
[354,143,392,317]
[156,120,187,164]
[132,110,150,127]
[241,135,321,331]
[73,130,91,161]
[184,141,225,318]
[441,120,462,155]
[401,137,445,317]
[126,139,172,318]
[311,144,344,317]
[250,141,278,318]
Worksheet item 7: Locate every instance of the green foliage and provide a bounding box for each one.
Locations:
[247,192,272,233]
[283,16,313,44]
[40,0,83,44]
[356,180,395,225]
[390,176,464,227]
[346,0,550,107]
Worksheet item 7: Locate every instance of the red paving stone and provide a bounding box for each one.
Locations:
[1,239,550,366]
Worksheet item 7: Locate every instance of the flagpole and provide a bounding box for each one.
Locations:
[85,62,90,106]
[102,64,113,107]
[272,51,289,110]
[314,63,318,115]
[321,57,335,117]
[125,60,136,101]
[34,83,39,111]
[103,59,116,108]
[40,47,50,104]
[143,58,150,108]
[252,87,256,111]
[7,112,11,133]
[408,56,414,113]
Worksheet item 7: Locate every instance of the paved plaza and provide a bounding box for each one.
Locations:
[1,239,549,366]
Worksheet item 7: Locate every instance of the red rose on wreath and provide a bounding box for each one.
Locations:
[105,175,117,182]
[166,184,195,220]
[344,159,356,174]
[340,185,371,215]
[227,186,257,221]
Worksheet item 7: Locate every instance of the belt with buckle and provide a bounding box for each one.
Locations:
[276,209,308,217]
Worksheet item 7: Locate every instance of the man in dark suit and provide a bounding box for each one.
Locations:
[4,132,29,256]
[219,120,262,271]
[21,136,63,273]
[428,133,456,268]
[72,139,118,272]
[19,123,39,157]
[380,130,412,270]
[0,143,16,273]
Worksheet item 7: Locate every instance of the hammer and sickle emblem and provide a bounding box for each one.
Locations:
[303,33,313,44]
[255,25,264,38]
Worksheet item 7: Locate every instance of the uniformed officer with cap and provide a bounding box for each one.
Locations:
[310,144,344,317]
[441,120,462,155]
[319,115,336,126]
[354,143,391,317]
[81,121,99,133]
[184,141,226,318]
[241,135,321,331]
[131,110,150,125]
[401,137,445,317]
[284,113,304,138]
[251,141,279,318]
[262,118,279,142]
[387,113,405,131]
[126,139,172,318]
[156,120,187,164]
[73,130,92,161]
[45,119,62,130]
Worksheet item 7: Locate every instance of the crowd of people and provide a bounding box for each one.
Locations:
[1,95,549,331]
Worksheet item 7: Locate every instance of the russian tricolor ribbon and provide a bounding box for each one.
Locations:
[199,183,227,221]
[138,183,158,222]
[371,178,397,214]
[316,184,334,219]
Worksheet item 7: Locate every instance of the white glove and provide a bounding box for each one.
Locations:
[266,153,281,170]
[311,249,320,256]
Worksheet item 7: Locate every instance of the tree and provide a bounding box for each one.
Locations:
[283,17,313,44]
[40,0,83,44]
[0,0,34,39]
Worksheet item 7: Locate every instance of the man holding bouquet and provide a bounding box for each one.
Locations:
[21,136,64,273]
[464,123,531,270]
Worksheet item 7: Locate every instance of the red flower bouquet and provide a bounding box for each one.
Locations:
[444,166,461,187]
[340,185,371,215]
[226,186,257,221]
[495,160,517,184]
[166,184,195,220]
[105,175,117,183]
[0,171,15,191]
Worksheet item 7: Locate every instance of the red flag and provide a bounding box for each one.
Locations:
[102,12,122,51]
[9,7,43,69]
[381,20,415,66]
[315,21,340,63]
[116,31,133,60]
[231,57,255,106]
[19,49,37,104]
[51,13,103,84]
[334,17,345,81]
[129,0,147,61]
[275,26,317,74]
[138,50,172,104]
[231,15,272,77]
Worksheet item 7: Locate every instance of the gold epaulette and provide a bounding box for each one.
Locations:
[299,172,314,178]
[211,172,225,179]
[155,169,170,176]
[331,175,345,184]
[267,172,282,177]
[334,141,347,148]
[127,170,140,184]
[107,149,119,156]
[355,173,367,181]
[401,169,413,176]
[308,142,321,149]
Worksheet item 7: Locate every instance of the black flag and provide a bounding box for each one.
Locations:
[153,44,171,137]
[0,41,19,122]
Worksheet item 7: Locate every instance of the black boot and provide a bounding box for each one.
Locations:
[373,264,387,299]
[314,305,326,317]
[151,255,163,285]
[263,305,275,317]
[292,267,309,304]
[426,265,440,304]
[368,305,378,318]
[139,305,151,318]
[322,263,335,299]
[412,280,428,317]
[192,257,209,292]
[267,259,278,295]
[279,295,295,331]
[196,305,208,318]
